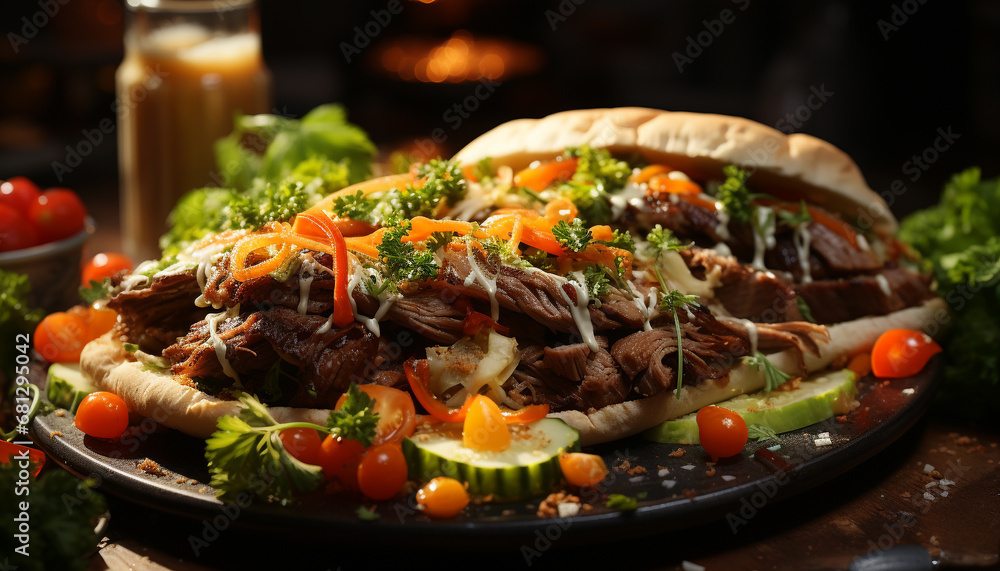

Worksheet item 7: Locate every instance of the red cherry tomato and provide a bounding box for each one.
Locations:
[696,405,748,460]
[356,442,408,500]
[871,329,942,378]
[34,311,89,362]
[278,427,322,465]
[75,391,129,439]
[82,252,133,286]
[28,189,87,243]
[317,435,366,490]
[335,385,416,446]
[0,204,40,251]
[0,441,45,477]
[0,177,41,213]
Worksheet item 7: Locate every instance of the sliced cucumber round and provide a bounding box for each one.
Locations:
[644,369,858,444]
[47,363,99,413]
[402,417,581,500]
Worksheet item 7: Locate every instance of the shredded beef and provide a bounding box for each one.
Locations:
[795,267,934,324]
[109,272,209,353]
[682,248,800,322]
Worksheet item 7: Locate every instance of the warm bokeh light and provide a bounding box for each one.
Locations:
[373,31,542,83]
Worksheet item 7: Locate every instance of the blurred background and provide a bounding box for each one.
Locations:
[1,0,997,239]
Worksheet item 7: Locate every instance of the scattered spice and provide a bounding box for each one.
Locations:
[705,467,717,477]
[626,465,647,476]
[614,459,632,472]
[536,492,584,518]
[668,448,685,458]
[176,477,189,484]
[54,409,66,417]
[137,458,166,476]
[955,436,973,446]
[49,431,63,438]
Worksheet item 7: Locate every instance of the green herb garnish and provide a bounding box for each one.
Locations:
[326,383,381,447]
[552,219,592,252]
[376,222,439,285]
[743,352,793,392]
[748,424,778,442]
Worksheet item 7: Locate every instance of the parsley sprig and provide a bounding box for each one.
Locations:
[743,352,793,392]
[205,385,381,503]
[376,221,439,286]
[552,219,592,252]
[748,424,778,442]
[716,165,754,224]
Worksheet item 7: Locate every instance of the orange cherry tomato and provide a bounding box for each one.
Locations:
[279,427,323,466]
[559,452,608,487]
[82,252,133,286]
[416,477,469,518]
[846,352,873,379]
[356,442,408,500]
[335,385,417,446]
[34,312,89,362]
[83,306,118,339]
[871,329,942,378]
[317,435,366,490]
[514,157,578,192]
[75,391,129,439]
[462,395,510,452]
[696,405,748,460]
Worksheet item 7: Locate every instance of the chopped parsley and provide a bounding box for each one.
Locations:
[123,343,139,353]
[748,424,778,442]
[473,157,496,182]
[605,491,646,511]
[80,278,114,303]
[376,222,439,285]
[379,159,468,225]
[228,180,318,230]
[556,145,631,226]
[581,265,612,299]
[777,200,813,227]
[644,224,688,257]
[552,219,592,252]
[716,165,754,224]
[329,189,377,223]
[743,352,794,392]
[597,229,636,254]
[326,383,380,447]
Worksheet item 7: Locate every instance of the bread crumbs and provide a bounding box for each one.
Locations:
[705,467,717,477]
[614,459,631,472]
[627,465,647,476]
[54,409,66,417]
[537,492,587,518]
[668,448,685,458]
[176,477,189,484]
[137,458,166,476]
[49,431,63,438]
[198,486,208,493]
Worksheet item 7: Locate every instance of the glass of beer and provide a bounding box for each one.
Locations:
[117,0,271,262]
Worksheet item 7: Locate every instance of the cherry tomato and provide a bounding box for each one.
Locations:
[0,176,41,213]
[0,441,45,477]
[462,395,510,452]
[75,391,129,439]
[278,427,322,466]
[871,329,942,378]
[82,252,133,286]
[0,204,40,252]
[317,435,365,490]
[559,452,609,487]
[356,442,408,500]
[34,311,89,362]
[81,306,118,339]
[416,477,469,518]
[696,405,748,460]
[28,189,87,243]
[335,385,417,446]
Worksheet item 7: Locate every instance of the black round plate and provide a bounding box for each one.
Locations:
[31,357,941,547]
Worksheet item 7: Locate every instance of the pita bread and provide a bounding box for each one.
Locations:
[454,107,897,235]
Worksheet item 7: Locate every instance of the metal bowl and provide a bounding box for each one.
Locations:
[0,217,95,313]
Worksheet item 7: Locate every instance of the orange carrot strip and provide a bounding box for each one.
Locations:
[647,175,702,196]
[514,158,578,192]
[631,164,673,184]
[543,197,578,224]
[296,212,353,328]
[405,217,481,242]
[230,234,293,282]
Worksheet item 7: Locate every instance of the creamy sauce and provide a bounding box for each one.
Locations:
[464,243,499,320]
[206,304,241,383]
[560,271,599,352]
[714,201,731,241]
[297,258,316,315]
[712,242,733,258]
[875,273,892,297]
[658,250,720,300]
[739,318,759,355]
[752,206,776,270]
[610,181,646,219]
[627,281,653,331]
[344,263,397,336]
[856,234,871,252]
[794,224,813,284]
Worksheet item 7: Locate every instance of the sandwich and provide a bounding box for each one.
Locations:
[80,107,945,447]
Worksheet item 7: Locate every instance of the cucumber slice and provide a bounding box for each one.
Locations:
[644,369,858,444]
[47,363,99,413]
[402,418,581,500]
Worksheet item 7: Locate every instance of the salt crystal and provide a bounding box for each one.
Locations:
[629,476,644,483]
[721,475,736,482]
[814,437,833,447]
[662,480,677,489]
[681,465,696,470]
[923,464,935,474]
[902,388,915,395]
[923,492,935,501]
[657,468,670,477]
[557,502,580,518]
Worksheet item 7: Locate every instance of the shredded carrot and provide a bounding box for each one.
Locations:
[647,175,702,196]
[631,164,673,184]
[514,158,578,192]
[755,198,859,248]
[230,231,294,282]
[543,197,578,224]
[405,217,482,243]
[679,193,720,212]
[507,216,524,254]
[295,212,353,328]
[308,173,416,215]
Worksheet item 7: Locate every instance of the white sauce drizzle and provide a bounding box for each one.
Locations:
[297,258,316,315]
[609,181,646,219]
[714,201,731,240]
[712,242,733,258]
[343,263,397,336]
[464,243,499,320]
[560,272,599,352]
[875,273,892,297]
[794,224,813,284]
[739,318,759,354]
[206,304,241,383]
[856,234,871,252]
[627,281,653,331]
[752,206,776,270]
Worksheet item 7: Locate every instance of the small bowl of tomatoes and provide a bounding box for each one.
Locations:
[0,176,95,313]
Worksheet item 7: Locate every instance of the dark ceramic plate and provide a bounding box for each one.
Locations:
[31,357,941,547]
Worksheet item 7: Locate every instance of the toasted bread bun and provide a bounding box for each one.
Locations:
[454,107,897,234]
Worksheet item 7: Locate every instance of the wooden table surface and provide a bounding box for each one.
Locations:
[74,191,1000,571]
